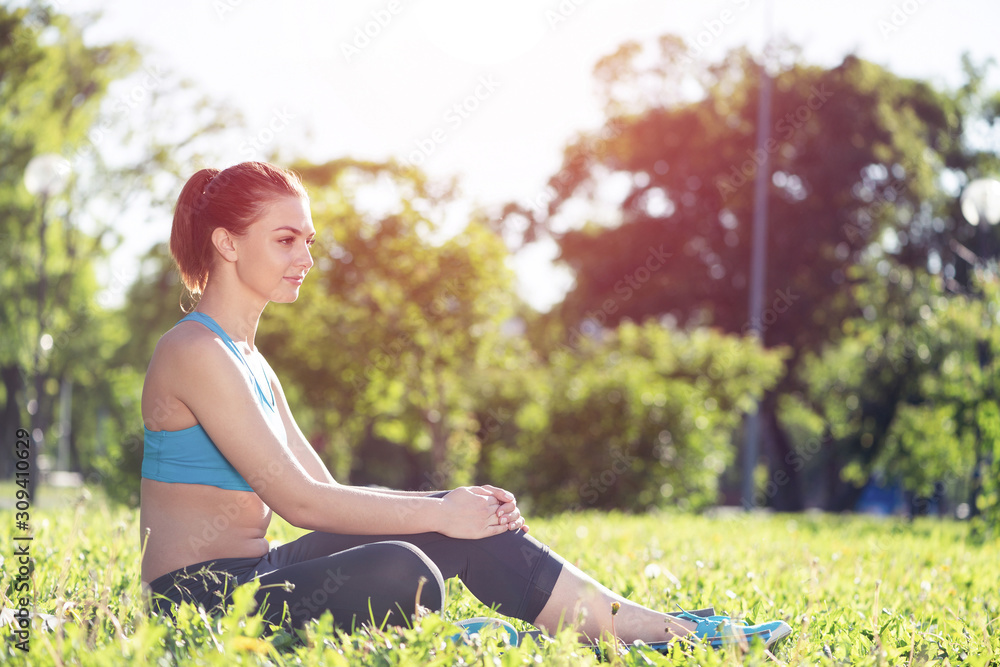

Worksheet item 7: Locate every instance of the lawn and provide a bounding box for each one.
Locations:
[1,485,997,666]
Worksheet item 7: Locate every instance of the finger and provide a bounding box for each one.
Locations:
[509,514,528,532]
[481,484,514,502]
[471,486,501,502]
[485,521,509,537]
[497,500,517,514]
[495,500,517,516]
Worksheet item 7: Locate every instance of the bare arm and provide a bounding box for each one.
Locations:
[265,357,527,531]
[169,334,512,538]
[361,485,526,531]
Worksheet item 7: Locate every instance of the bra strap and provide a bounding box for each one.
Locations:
[177,312,276,409]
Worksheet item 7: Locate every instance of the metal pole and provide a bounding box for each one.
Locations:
[970,215,993,519]
[959,178,1000,521]
[742,24,773,510]
[23,154,70,501]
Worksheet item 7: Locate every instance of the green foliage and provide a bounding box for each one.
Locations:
[0,4,240,506]
[3,489,999,665]
[500,36,1000,514]
[0,4,246,500]
[0,4,142,487]
[802,263,1000,522]
[485,322,787,514]
[257,159,517,488]
[513,45,961,355]
[975,400,1000,536]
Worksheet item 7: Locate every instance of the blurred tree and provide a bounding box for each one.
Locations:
[800,263,965,510]
[497,37,994,511]
[0,4,139,492]
[482,320,786,514]
[803,263,999,531]
[0,2,241,504]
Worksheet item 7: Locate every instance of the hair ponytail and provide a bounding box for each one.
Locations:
[168,162,307,305]
[170,168,221,298]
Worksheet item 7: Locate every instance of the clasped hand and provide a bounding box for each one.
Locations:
[440,485,528,539]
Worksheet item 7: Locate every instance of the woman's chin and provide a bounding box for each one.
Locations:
[269,288,301,304]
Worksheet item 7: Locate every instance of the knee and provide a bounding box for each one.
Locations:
[370,541,446,612]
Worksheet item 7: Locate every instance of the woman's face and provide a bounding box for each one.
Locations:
[233,195,316,304]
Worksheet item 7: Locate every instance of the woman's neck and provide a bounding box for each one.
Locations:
[193,284,265,352]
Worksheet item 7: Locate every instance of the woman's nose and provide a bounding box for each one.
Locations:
[299,242,314,270]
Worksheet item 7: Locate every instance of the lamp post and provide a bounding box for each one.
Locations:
[959,177,1000,519]
[742,0,774,511]
[23,153,71,500]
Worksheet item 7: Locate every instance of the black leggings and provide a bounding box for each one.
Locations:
[147,527,565,631]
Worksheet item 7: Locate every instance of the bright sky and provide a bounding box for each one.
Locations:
[73,0,1000,311]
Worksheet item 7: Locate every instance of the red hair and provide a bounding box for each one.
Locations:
[170,161,307,297]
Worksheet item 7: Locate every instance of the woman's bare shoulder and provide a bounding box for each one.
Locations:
[151,320,230,365]
[143,321,239,418]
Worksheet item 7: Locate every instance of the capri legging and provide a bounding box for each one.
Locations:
[147,527,565,631]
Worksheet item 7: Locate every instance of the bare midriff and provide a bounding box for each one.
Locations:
[139,478,272,585]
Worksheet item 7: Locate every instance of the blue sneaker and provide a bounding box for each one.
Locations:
[667,606,717,619]
[669,608,734,625]
[448,617,520,647]
[748,619,792,648]
[449,612,717,647]
[688,616,791,649]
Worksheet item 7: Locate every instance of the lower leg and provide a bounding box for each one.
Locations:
[533,561,696,644]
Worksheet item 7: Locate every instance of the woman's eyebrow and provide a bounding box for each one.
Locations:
[271,225,315,235]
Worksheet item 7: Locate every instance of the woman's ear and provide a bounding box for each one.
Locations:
[210,227,239,263]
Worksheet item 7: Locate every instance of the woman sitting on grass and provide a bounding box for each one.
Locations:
[139,160,791,650]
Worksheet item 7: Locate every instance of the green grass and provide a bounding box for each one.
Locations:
[1,486,998,665]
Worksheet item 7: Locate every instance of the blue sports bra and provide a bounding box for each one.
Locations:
[141,312,286,492]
